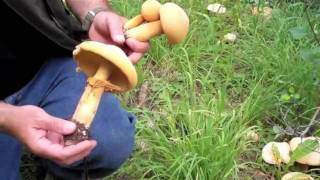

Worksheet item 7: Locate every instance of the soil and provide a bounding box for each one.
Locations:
[64,119,89,146]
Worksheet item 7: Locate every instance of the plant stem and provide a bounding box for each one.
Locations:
[304,0,320,46]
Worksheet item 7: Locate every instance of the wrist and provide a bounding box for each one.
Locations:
[0,103,15,132]
[65,0,110,22]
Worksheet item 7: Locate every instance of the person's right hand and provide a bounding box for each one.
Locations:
[2,105,96,165]
[88,11,150,64]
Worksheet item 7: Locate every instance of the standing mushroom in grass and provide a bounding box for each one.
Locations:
[124,0,189,44]
[289,137,320,166]
[281,172,314,180]
[65,41,137,145]
[262,142,291,165]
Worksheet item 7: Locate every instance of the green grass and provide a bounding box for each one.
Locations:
[107,0,320,179]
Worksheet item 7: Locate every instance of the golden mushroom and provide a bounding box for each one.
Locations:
[124,0,161,30]
[125,0,189,44]
[141,0,161,21]
[65,41,137,145]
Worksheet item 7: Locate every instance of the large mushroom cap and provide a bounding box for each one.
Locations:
[262,142,291,165]
[73,41,137,92]
[159,3,189,44]
[281,172,314,180]
[289,137,320,166]
[141,0,161,21]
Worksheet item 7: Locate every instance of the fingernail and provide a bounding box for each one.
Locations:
[114,35,125,44]
[64,122,76,133]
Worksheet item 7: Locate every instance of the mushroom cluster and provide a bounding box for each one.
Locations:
[262,137,320,166]
[261,137,320,179]
[124,0,189,44]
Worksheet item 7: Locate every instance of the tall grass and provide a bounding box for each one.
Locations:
[110,0,320,179]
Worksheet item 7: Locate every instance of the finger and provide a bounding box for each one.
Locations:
[61,145,95,165]
[37,117,76,135]
[106,13,125,44]
[46,131,63,145]
[126,38,150,53]
[35,136,96,162]
[128,52,144,64]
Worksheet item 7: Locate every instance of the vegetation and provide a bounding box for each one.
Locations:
[109,0,320,179]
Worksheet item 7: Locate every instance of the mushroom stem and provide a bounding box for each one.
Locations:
[124,15,145,30]
[94,63,112,80]
[125,21,162,42]
[72,63,111,127]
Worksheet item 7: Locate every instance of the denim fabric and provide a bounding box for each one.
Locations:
[0,57,136,180]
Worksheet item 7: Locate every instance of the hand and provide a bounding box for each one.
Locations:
[2,105,96,165]
[88,11,150,64]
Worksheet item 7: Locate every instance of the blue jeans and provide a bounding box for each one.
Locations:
[0,57,136,180]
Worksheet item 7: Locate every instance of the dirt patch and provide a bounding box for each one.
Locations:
[238,168,275,180]
[64,120,89,145]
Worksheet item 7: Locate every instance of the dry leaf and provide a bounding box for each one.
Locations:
[252,6,273,19]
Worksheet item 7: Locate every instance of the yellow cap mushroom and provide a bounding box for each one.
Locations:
[65,41,137,145]
[125,1,189,44]
[281,172,314,180]
[262,142,291,165]
[289,137,320,166]
[141,0,161,21]
[124,0,161,30]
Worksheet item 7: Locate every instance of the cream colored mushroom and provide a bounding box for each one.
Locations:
[224,32,237,43]
[262,142,291,165]
[246,130,259,142]
[289,137,320,166]
[281,172,314,180]
[125,1,189,44]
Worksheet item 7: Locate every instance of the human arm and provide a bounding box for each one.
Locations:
[0,102,96,165]
[65,0,150,64]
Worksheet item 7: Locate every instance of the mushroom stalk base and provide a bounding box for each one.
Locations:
[65,64,111,145]
[72,64,111,128]
[72,84,105,128]
[64,120,89,146]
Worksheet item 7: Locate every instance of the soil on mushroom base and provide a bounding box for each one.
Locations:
[64,120,90,145]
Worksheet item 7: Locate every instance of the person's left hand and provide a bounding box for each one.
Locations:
[88,11,150,64]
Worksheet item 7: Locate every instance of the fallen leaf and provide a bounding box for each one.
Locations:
[252,6,273,19]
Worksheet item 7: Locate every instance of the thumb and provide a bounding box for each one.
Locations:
[38,116,76,135]
[106,13,126,45]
